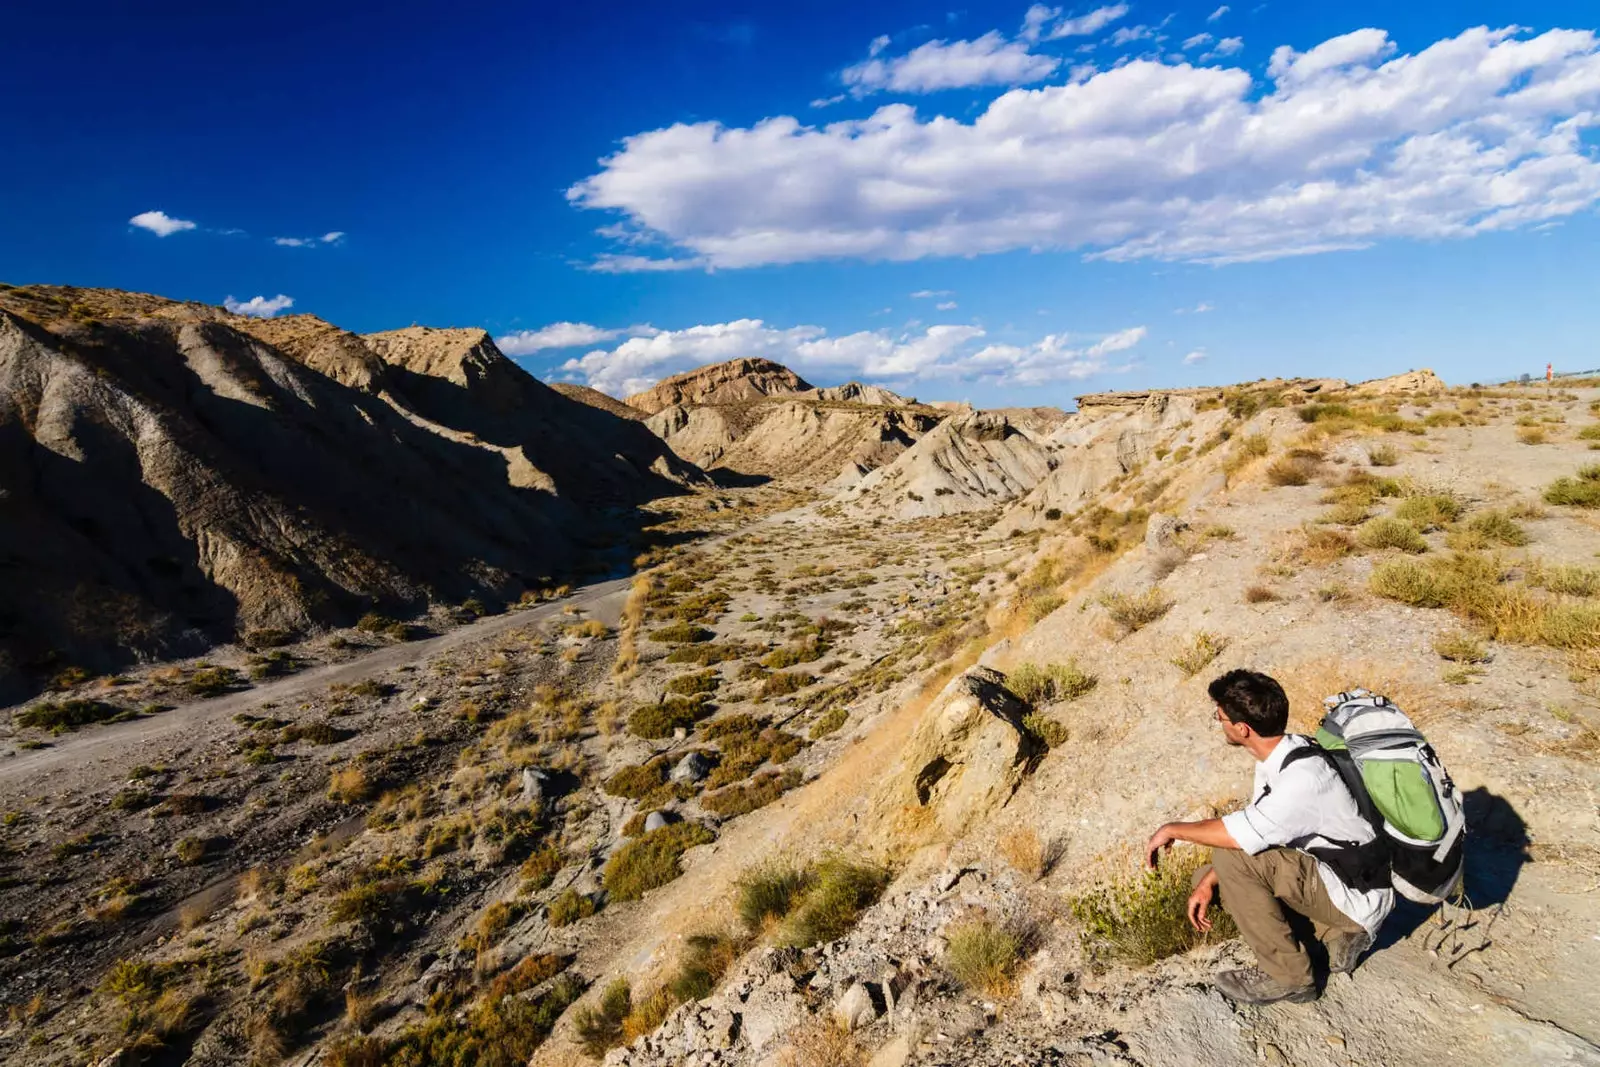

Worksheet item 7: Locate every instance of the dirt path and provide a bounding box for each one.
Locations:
[0,575,634,790]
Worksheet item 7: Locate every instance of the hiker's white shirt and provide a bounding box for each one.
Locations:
[1221,734,1395,935]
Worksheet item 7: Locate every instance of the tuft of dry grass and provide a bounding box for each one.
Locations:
[1098,589,1174,633]
[1357,516,1429,553]
[945,916,1034,997]
[1517,425,1549,445]
[1005,660,1097,705]
[1293,525,1354,564]
[1265,455,1318,487]
[1068,848,1237,967]
[1243,584,1279,604]
[1366,443,1400,466]
[1171,631,1228,676]
[778,1020,866,1067]
[1432,630,1490,663]
[327,766,371,804]
[1544,465,1600,508]
[1394,491,1465,531]
[997,827,1064,880]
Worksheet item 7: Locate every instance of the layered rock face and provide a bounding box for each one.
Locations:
[625,358,813,415]
[0,285,697,698]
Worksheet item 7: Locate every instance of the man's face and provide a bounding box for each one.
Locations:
[1215,704,1244,747]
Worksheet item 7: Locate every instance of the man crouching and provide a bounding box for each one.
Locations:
[1143,669,1393,1004]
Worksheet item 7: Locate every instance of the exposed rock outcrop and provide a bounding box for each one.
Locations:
[1352,368,1446,395]
[625,358,813,415]
[0,285,699,699]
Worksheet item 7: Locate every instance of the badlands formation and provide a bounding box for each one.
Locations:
[0,290,1595,1067]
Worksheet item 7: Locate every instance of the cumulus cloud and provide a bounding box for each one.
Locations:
[1183,348,1208,364]
[224,294,294,318]
[842,30,1059,95]
[572,25,1600,270]
[1208,6,1230,21]
[129,210,196,237]
[559,318,1146,395]
[495,321,658,356]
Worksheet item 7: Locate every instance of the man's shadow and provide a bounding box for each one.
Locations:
[1373,786,1529,951]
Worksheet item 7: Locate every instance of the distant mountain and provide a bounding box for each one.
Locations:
[625,357,812,415]
[0,284,700,699]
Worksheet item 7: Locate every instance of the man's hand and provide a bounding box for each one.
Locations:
[1144,823,1177,870]
[1187,868,1219,932]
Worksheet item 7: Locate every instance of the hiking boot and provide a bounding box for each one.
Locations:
[1326,929,1373,975]
[1213,967,1318,1005]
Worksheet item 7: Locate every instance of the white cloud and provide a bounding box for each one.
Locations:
[273,237,313,247]
[869,34,892,57]
[842,30,1059,95]
[936,300,959,310]
[1183,348,1208,364]
[321,231,345,243]
[1175,301,1215,313]
[559,317,1145,394]
[1020,4,1059,44]
[495,322,658,356]
[1184,32,1214,50]
[1208,5,1230,21]
[1047,4,1129,39]
[572,25,1600,270]
[586,253,710,273]
[129,210,196,237]
[811,94,846,108]
[224,294,294,318]
[1204,36,1244,59]
[1110,24,1151,47]
[910,289,954,298]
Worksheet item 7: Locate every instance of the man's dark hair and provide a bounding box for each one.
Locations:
[1208,669,1289,736]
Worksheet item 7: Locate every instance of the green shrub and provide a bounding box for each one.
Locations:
[1299,402,1353,423]
[174,836,208,864]
[1356,516,1429,553]
[945,918,1032,996]
[1006,660,1097,706]
[779,858,889,947]
[1528,560,1600,597]
[761,641,824,669]
[667,932,742,1002]
[666,671,720,696]
[1068,849,1237,967]
[519,847,564,892]
[701,770,801,817]
[736,864,812,930]
[759,671,814,698]
[17,699,124,731]
[1098,589,1174,633]
[602,760,668,799]
[547,889,598,928]
[1171,631,1227,677]
[809,706,848,739]
[345,969,583,1067]
[1394,492,1464,531]
[1459,510,1530,547]
[1020,712,1068,748]
[628,698,713,739]
[1544,465,1600,508]
[603,823,716,901]
[649,622,715,644]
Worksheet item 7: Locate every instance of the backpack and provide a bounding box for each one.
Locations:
[1282,689,1466,905]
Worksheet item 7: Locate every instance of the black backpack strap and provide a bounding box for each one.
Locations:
[1275,740,1392,892]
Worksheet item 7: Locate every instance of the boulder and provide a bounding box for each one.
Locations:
[671,751,713,784]
[521,767,550,804]
[644,810,674,832]
[833,981,879,1032]
[872,667,1043,837]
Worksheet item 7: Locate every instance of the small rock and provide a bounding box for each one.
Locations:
[671,751,713,784]
[520,767,549,804]
[1261,1043,1289,1066]
[644,811,671,832]
[834,981,879,1032]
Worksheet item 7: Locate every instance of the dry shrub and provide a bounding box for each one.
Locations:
[1005,660,1097,705]
[1517,425,1549,445]
[997,827,1064,880]
[1528,560,1600,597]
[779,1020,866,1067]
[1371,553,1600,650]
[1265,455,1317,486]
[1395,492,1464,531]
[1293,525,1354,565]
[1544,464,1600,508]
[602,823,716,902]
[327,766,370,804]
[1098,589,1174,633]
[945,915,1036,996]
[1432,631,1490,663]
[1068,848,1236,967]
[1357,516,1429,553]
[1171,631,1227,677]
[1366,443,1399,466]
[1279,657,1441,732]
[1243,584,1278,603]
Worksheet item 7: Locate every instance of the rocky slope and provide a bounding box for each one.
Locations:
[0,285,698,699]
[625,358,814,415]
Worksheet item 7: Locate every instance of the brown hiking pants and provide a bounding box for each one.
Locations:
[1200,847,1364,989]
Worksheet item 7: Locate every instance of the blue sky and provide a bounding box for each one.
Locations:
[4,1,1600,407]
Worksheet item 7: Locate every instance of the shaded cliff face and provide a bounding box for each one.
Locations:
[0,285,699,699]
[625,358,813,415]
